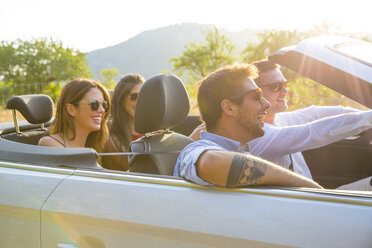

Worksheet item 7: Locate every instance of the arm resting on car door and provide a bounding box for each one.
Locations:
[196,150,323,189]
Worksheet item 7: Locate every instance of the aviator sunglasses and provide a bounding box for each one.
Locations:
[75,99,109,112]
[262,81,287,92]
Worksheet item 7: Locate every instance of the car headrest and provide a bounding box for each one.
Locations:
[7,94,54,124]
[134,74,190,134]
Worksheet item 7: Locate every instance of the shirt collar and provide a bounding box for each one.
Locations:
[200,131,249,153]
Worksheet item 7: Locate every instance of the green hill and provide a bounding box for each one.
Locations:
[86,23,260,79]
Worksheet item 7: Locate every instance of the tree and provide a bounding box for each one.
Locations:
[241,29,305,64]
[240,22,366,110]
[0,38,92,92]
[170,27,236,84]
[99,68,120,90]
[241,21,342,64]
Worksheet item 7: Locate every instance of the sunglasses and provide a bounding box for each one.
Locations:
[262,81,287,92]
[129,92,139,101]
[77,99,109,112]
[227,88,263,101]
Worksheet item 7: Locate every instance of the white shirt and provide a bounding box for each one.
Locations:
[247,106,366,179]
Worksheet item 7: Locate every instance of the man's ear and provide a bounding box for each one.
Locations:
[221,99,237,117]
[65,103,76,117]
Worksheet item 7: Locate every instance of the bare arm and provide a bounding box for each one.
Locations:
[196,150,322,188]
[38,136,65,148]
[188,122,206,141]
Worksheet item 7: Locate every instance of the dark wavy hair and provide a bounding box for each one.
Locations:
[198,63,258,130]
[109,74,145,151]
[50,78,111,153]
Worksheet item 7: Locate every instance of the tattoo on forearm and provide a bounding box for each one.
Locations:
[226,154,267,187]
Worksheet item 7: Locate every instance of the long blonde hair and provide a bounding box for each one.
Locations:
[50,78,111,153]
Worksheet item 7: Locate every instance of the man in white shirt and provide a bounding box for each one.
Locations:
[174,63,323,189]
[247,59,371,190]
[175,63,372,190]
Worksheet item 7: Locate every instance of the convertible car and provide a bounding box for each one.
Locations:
[1,36,371,248]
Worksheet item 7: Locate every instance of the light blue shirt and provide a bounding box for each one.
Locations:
[173,131,250,186]
[174,109,372,185]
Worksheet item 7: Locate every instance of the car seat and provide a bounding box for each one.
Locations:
[129,74,194,175]
[3,94,53,145]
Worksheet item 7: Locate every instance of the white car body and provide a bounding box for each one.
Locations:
[1,35,372,248]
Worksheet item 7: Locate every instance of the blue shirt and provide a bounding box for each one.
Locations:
[174,109,372,185]
[173,131,250,186]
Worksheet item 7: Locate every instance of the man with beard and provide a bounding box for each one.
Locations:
[173,63,322,188]
[174,63,372,189]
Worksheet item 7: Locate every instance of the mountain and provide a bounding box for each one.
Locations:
[86,23,260,79]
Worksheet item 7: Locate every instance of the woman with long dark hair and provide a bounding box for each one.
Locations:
[102,74,144,170]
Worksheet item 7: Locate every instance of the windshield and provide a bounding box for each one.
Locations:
[330,41,372,67]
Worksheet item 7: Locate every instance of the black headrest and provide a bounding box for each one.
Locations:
[7,94,54,124]
[134,74,190,133]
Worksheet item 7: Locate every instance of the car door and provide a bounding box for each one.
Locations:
[41,169,372,248]
[0,163,73,248]
[304,129,372,188]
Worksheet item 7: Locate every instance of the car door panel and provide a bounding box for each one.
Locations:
[0,164,73,248]
[41,170,372,248]
[304,129,372,188]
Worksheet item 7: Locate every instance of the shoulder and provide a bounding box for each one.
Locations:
[38,135,65,148]
[178,139,225,162]
[184,139,224,151]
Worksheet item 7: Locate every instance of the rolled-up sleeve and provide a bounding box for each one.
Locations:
[174,140,224,186]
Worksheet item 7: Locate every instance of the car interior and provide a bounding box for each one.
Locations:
[128,74,195,175]
[0,74,371,189]
[4,94,53,145]
[0,94,101,169]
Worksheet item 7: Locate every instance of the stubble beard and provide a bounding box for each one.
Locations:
[237,109,265,141]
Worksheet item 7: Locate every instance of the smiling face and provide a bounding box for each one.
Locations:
[232,78,271,140]
[258,69,288,115]
[123,83,142,119]
[69,87,106,135]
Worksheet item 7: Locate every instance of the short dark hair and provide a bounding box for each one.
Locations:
[252,59,280,85]
[198,63,258,130]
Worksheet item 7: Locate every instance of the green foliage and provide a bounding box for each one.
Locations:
[287,78,366,110]
[239,21,365,110]
[241,20,342,64]
[0,38,92,96]
[170,27,236,84]
[185,83,200,115]
[42,82,62,103]
[170,23,366,112]
[241,29,305,63]
[99,68,120,90]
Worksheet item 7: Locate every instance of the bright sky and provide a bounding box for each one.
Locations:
[0,0,370,52]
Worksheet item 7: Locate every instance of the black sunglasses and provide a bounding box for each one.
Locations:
[129,93,139,101]
[75,99,109,112]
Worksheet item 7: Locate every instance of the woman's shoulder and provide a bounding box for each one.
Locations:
[38,134,66,148]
